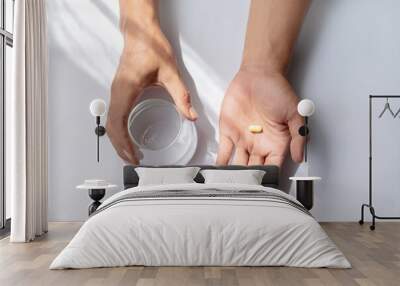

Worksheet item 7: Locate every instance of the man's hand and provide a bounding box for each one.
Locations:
[107,0,197,164]
[217,69,305,167]
[217,0,310,167]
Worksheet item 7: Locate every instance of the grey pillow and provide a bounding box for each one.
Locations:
[200,169,266,185]
[136,167,201,186]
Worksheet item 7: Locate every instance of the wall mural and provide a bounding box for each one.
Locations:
[105,0,309,168]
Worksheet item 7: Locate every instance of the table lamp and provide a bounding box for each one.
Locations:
[288,99,320,210]
[297,99,315,175]
[89,99,106,162]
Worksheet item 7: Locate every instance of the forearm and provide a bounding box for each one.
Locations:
[241,0,310,74]
[119,0,159,32]
[118,0,172,66]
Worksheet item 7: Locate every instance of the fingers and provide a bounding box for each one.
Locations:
[106,116,139,165]
[163,74,198,121]
[264,154,285,167]
[288,113,306,163]
[216,136,234,165]
[248,154,263,166]
[233,147,249,165]
[107,73,140,165]
[116,146,133,163]
[107,131,138,165]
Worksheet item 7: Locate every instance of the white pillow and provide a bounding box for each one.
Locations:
[200,169,266,185]
[136,167,200,186]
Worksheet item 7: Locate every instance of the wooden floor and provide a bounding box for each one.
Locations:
[0,222,399,286]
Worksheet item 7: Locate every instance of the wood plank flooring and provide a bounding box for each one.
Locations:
[0,222,399,286]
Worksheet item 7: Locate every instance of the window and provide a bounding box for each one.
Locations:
[0,0,14,233]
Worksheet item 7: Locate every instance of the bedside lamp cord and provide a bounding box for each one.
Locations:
[304,116,308,163]
[96,116,100,162]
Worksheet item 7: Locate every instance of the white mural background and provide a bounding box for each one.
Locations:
[47,0,400,221]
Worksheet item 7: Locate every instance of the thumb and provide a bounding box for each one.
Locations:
[163,74,198,121]
[288,113,306,163]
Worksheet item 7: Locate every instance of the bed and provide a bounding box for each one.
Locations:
[50,165,350,269]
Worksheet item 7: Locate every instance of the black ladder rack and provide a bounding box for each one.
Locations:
[359,95,400,230]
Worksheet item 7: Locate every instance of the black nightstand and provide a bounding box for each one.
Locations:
[76,183,117,215]
[289,177,321,210]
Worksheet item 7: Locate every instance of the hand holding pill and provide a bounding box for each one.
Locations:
[217,70,305,167]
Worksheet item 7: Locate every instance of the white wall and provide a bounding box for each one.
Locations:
[47,0,400,221]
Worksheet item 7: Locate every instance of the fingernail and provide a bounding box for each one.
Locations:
[123,150,136,164]
[189,107,198,120]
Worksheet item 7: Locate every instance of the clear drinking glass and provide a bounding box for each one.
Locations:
[128,98,197,165]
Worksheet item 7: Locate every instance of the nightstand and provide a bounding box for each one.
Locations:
[289,177,321,210]
[77,181,117,215]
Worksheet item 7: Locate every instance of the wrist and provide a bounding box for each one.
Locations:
[241,36,292,75]
[239,62,286,77]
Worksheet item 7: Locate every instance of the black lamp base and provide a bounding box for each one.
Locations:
[95,126,106,136]
[298,126,309,136]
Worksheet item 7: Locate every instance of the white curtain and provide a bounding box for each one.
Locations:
[8,0,48,242]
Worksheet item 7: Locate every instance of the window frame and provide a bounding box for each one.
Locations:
[0,0,14,233]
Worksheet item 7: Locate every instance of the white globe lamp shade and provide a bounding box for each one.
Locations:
[297,99,315,117]
[90,99,106,117]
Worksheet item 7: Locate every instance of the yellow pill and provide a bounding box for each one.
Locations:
[248,125,263,133]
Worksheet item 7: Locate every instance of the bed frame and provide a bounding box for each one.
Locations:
[123,165,279,189]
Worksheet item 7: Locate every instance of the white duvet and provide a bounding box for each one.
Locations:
[50,183,350,269]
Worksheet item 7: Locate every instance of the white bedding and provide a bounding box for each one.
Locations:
[50,183,350,269]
